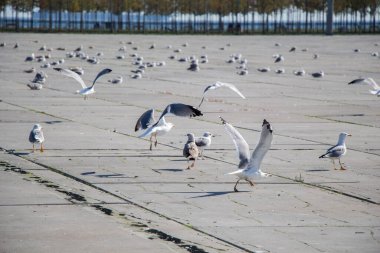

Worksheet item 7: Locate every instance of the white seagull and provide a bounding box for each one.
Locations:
[135,109,174,150]
[137,103,203,150]
[198,81,246,108]
[195,132,213,159]
[348,77,380,96]
[319,132,351,170]
[29,124,45,152]
[220,117,273,192]
[54,68,112,99]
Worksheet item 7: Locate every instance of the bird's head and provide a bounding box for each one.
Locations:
[33,124,42,130]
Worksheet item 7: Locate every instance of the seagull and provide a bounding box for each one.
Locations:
[29,124,45,152]
[258,67,270,73]
[31,71,48,84]
[69,67,84,75]
[135,109,174,150]
[27,82,43,90]
[183,133,199,169]
[311,71,324,78]
[24,67,36,73]
[195,132,213,159]
[294,69,306,76]
[54,68,112,99]
[188,59,200,72]
[138,103,203,149]
[319,132,351,170]
[108,75,123,84]
[289,46,296,52]
[198,81,246,108]
[274,54,284,63]
[25,53,35,62]
[275,68,285,74]
[220,117,273,192]
[348,77,380,96]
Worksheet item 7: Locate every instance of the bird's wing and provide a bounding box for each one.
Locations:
[187,142,199,158]
[247,119,273,171]
[54,68,87,89]
[138,125,156,138]
[90,68,112,88]
[220,117,250,169]
[195,137,209,147]
[155,103,202,125]
[135,109,155,131]
[366,78,380,90]
[198,81,245,108]
[320,144,345,158]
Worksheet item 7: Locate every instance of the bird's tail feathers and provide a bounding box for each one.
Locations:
[319,154,327,159]
[370,89,378,95]
[138,127,154,138]
[226,169,244,175]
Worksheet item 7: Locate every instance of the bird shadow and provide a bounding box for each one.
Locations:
[164,190,249,198]
[157,168,184,172]
[305,169,330,172]
[80,171,133,178]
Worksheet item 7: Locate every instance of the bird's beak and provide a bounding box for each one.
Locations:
[348,134,352,136]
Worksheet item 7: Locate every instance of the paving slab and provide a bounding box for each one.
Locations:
[0,33,379,253]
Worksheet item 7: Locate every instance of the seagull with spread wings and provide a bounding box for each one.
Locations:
[319,132,351,170]
[220,117,273,192]
[348,77,380,96]
[198,81,246,108]
[54,68,112,99]
[136,103,203,150]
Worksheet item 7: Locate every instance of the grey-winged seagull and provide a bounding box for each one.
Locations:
[183,133,199,169]
[220,117,273,192]
[135,109,174,150]
[54,68,112,99]
[198,81,246,108]
[348,77,380,96]
[29,124,45,152]
[137,103,203,149]
[319,132,351,170]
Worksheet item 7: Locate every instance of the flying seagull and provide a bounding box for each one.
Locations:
[135,109,174,150]
[54,68,112,99]
[195,132,213,159]
[137,103,203,149]
[319,132,351,170]
[183,133,199,169]
[198,81,246,108]
[29,124,45,152]
[220,117,273,192]
[348,77,380,96]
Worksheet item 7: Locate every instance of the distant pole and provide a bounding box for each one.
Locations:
[326,0,334,35]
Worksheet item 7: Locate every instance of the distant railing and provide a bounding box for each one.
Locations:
[0,15,379,34]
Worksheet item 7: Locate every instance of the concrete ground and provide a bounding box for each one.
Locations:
[0,33,379,253]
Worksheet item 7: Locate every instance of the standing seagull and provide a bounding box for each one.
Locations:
[183,133,199,169]
[319,132,351,170]
[274,54,284,63]
[138,103,203,148]
[198,81,246,108]
[54,68,112,99]
[29,124,45,152]
[135,109,174,150]
[348,77,380,96]
[195,132,213,159]
[220,117,273,192]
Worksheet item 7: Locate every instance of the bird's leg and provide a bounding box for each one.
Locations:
[190,160,196,168]
[339,159,346,170]
[40,143,44,152]
[247,180,255,187]
[149,135,153,151]
[332,160,337,170]
[186,159,191,170]
[234,179,241,192]
[84,95,87,100]
[154,133,158,147]
[32,144,35,152]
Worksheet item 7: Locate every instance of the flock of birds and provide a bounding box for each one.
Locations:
[1,38,378,192]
